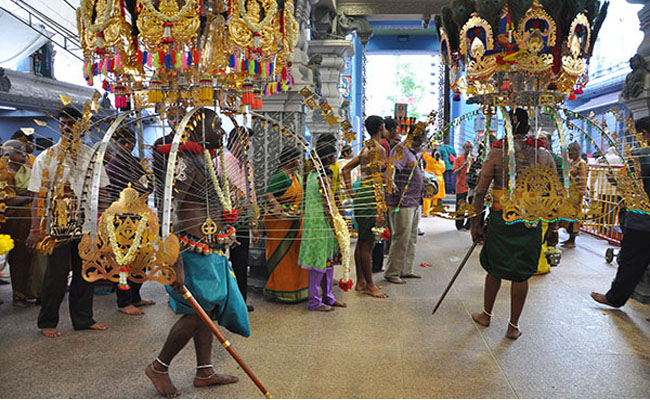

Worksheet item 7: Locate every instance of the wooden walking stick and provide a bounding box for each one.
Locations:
[181,286,271,399]
[432,241,479,315]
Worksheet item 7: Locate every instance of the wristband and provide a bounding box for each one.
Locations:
[30,228,40,233]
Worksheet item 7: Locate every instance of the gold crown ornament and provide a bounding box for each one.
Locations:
[436,0,609,105]
[79,185,179,288]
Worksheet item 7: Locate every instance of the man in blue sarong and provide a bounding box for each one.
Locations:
[145,109,250,398]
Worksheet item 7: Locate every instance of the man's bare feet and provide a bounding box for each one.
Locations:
[88,322,109,331]
[471,311,491,327]
[363,284,389,298]
[506,322,522,340]
[119,305,145,315]
[329,300,347,308]
[591,292,618,307]
[134,300,156,307]
[41,328,61,338]
[314,304,333,312]
[355,281,367,292]
[145,362,180,398]
[193,368,239,388]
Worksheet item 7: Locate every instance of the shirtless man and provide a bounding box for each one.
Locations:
[343,115,389,298]
[145,109,249,398]
[470,108,559,339]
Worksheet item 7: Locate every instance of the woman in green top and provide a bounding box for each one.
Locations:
[263,146,309,302]
[298,143,347,311]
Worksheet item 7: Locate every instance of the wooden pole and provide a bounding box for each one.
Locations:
[181,286,271,399]
[432,241,479,315]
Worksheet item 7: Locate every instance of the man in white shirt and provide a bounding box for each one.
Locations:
[26,106,110,338]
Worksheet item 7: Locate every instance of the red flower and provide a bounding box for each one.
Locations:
[381,229,391,241]
[223,209,239,224]
[338,279,353,292]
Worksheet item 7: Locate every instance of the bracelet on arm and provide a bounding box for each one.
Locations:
[30,228,40,233]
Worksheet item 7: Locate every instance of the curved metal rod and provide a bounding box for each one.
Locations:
[83,111,134,238]
[161,107,202,240]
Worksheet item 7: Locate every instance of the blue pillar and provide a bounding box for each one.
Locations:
[351,36,364,147]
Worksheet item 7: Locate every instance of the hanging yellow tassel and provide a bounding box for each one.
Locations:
[148,76,163,103]
[199,75,213,102]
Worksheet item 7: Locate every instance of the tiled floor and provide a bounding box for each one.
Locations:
[1,217,649,398]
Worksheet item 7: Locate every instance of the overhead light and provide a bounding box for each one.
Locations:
[0,105,16,111]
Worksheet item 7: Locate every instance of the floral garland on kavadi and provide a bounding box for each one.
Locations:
[106,214,149,290]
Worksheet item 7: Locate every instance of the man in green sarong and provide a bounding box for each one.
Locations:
[470,108,559,340]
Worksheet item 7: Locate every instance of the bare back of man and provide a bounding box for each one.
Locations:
[146,119,239,398]
[471,132,558,340]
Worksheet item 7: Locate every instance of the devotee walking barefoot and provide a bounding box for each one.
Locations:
[27,107,111,338]
[559,142,588,249]
[343,116,389,299]
[469,109,558,340]
[146,109,249,398]
[590,117,650,312]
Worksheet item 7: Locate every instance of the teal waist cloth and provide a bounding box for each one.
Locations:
[166,252,250,337]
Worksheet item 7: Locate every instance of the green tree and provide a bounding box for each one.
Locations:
[387,58,426,119]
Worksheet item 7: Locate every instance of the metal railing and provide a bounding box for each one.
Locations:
[580,163,625,246]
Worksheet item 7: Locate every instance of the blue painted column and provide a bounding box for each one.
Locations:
[351,36,364,147]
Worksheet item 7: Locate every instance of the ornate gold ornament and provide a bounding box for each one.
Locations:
[498,164,585,224]
[80,185,178,286]
[228,0,278,50]
[136,0,201,50]
[615,164,650,215]
[460,14,498,81]
[430,199,478,221]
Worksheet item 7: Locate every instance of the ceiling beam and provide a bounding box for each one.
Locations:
[336,0,445,16]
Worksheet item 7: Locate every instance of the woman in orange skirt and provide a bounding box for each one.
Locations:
[263,146,309,302]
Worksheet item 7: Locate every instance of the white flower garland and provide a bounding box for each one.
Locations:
[77,0,115,33]
[238,0,277,33]
[204,150,232,211]
[142,0,197,23]
[106,214,149,266]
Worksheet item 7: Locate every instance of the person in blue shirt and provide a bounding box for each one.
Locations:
[438,142,457,194]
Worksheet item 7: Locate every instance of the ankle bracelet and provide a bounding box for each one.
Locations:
[155,357,170,369]
[483,309,494,318]
[196,364,213,370]
[150,362,169,375]
[508,321,519,330]
[194,372,217,380]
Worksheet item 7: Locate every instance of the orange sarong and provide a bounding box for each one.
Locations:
[263,173,309,303]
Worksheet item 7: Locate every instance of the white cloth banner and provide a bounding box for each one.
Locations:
[0,9,51,68]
